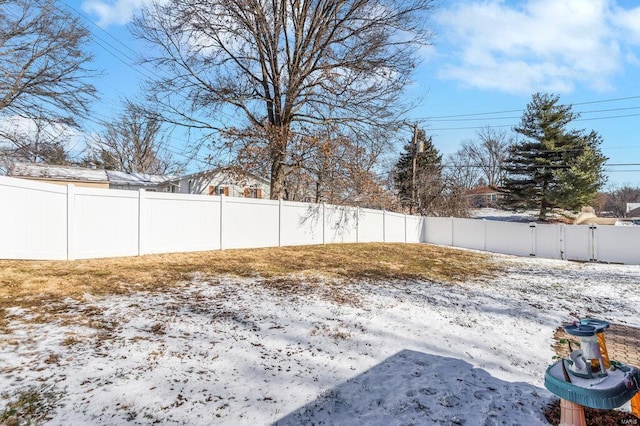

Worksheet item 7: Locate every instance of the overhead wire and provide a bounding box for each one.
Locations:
[36,1,640,179]
[53,1,224,166]
[420,95,640,121]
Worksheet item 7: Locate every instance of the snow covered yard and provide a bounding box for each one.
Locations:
[1,251,639,425]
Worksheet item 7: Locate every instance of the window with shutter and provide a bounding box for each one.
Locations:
[208,185,214,195]
[243,187,260,198]
[214,186,229,196]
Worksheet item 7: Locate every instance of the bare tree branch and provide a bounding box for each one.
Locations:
[133,0,435,198]
[87,101,176,175]
[0,0,97,127]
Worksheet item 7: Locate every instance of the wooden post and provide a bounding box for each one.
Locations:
[559,399,586,426]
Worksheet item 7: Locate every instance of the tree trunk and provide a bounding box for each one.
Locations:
[270,157,286,200]
[269,126,289,200]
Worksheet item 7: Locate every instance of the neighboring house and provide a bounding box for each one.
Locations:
[105,170,176,192]
[9,162,110,189]
[167,167,270,199]
[9,162,173,191]
[466,186,502,208]
[8,162,270,199]
[627,202,640,217]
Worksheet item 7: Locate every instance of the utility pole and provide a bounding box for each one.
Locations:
[411,123,418,215]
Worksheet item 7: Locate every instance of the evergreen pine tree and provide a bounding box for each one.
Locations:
[393,128,443,214]
[501,93,607,220]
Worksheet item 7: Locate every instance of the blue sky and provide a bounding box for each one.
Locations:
[76,0,640,187]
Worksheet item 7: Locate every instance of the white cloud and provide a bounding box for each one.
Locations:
[0,115,87,158]
[81,0,147,27]
[433,0,629,94]
[612,4,640,41]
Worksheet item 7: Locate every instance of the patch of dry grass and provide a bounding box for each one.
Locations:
[0,384,63,425]
[0,243,499,312]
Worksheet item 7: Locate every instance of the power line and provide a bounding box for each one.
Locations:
[427,105,640,123]
[44,1,640,175]
[57,1,164,82]
[420,95,640,121]
[572,95,640,106]
[427,111,640,131]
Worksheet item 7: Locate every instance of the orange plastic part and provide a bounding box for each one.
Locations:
[631,392,640,419]
[596,332,611,369]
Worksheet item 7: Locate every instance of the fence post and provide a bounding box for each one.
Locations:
[138,189,146,256]
[530,222,536,257]
[450,217,455,247]
[404,214,408,243]
[383,210,386,243]
[66,184,76,261]
[278,199,283,247]
[355,207,360,243]
[590,224,598,262]
[219,194,225,250]
[482,219,487,252]
[322,203,326,245]
[560,224,566,260]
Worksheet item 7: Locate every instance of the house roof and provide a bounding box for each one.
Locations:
[9,162,172,187]
[626,203,640,214]
[9,162,267,188]
[106,170,175,186]
[172,167,270,185]
[10,162,108,183]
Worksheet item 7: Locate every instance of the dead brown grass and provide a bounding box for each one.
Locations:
[0,243,498,310]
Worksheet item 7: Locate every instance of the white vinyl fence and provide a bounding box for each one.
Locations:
[423,217,640,265]
[0,176,423,260]
[2,176,639,264]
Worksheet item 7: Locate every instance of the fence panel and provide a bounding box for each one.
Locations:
[72,187,139,259]
[358,208,385,243]
[485,221,533,257]
[405,215,424,243]
[280,201,324,246]
[222,197,280,249]
[384,211,406,242]
[3,175,640,264]
[452,218,485,251]
[143,192,221,254]
[324,205,357,244]
[594,226,640,264]
[564,225,593,261]
[534,223,562,259]
[0,176,67,260]
[424,217,453,246]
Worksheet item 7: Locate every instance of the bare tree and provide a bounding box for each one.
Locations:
[444,151,482,190]
[460,127,512,188]
[0,117,71,172]
[232,123,394,208]
[0,0,96,133]
[601,184,640,217]
[89,101,174,174]
[422,179,470,217]
[133,0,435,199]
